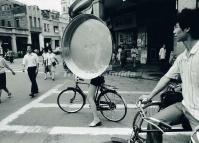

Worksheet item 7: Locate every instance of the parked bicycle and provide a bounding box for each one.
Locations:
[57,77,127,122]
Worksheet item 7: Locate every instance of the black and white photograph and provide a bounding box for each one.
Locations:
[0,0,199,142]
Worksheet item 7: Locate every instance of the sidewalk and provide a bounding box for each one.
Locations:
[11,57,163,80]
[106,64,163,81]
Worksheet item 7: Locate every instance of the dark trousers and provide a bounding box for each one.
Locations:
[27,66,38,94]
[146,103,198,143]
[160,59,166,73]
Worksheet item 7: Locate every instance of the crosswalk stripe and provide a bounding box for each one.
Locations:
[33,103,137,109]
[53,90,150,95]
[0,125,192,136]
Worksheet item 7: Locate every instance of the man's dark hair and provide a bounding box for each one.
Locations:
[177,8,199,39]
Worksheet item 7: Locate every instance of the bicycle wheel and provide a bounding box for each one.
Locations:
[131,101,161,142]
[57,88,85,113]
[98,90,127,122]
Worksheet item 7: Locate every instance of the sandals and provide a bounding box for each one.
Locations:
[89,120,102,127]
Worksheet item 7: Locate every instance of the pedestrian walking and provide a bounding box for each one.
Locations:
[139,8,199,143]
[117,46,122,65]
[131,46,138,70]
[42,48,50,80]
[47,48,59,81]
[0,55,15,103]
[22,44,39,97]
[120,47,127,69]
[6,50,14,63]
[159,44,166,73]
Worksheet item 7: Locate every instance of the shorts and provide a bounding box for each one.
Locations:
[0,72,6,89]
[90,76,105,87]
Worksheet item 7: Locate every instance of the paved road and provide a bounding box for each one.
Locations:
[0,57,191,143]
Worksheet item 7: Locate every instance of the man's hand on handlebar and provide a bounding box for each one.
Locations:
[139,94,152,104]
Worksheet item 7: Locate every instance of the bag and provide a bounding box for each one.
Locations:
[160,91,183,109]
[52,61,56,66]
[45,66,50,72]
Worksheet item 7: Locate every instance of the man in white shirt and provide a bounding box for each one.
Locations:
[23,44,39,97]
[159,44,166,73]
[140,8,199,143]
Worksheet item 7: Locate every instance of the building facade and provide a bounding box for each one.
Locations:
[0,0,29,56]
[41,10,67,50]
[92,0,198,64]
[0,0,68,56]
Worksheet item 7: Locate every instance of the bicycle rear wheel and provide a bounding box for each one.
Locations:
[98,90,127,122]
[131,101,161,142]
[57,88,85,113]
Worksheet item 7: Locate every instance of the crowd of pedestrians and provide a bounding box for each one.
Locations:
[0,44,60,102]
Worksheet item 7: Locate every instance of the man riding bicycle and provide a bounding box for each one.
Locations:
[139,8,199,143]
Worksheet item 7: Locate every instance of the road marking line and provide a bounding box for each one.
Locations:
[53,90,151,94]
[0,84,63,127]
[0,125,51,134]
[50,127,132,135]
[50,127,192,136]
[33,103,137,109]
[0,124,193,136]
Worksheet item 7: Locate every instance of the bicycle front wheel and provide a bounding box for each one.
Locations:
[57,88,85,113]
[131,101,161,142]
[98,90,127,122]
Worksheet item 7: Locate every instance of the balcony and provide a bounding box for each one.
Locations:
[30,27,42,33]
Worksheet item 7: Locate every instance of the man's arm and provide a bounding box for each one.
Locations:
[35,55,39,74]
[148,76,170,99]
[22,56,26,72]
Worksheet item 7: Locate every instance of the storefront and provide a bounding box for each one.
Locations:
[103,0,176,64]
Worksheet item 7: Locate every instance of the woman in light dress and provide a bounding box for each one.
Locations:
[47,48,59,80]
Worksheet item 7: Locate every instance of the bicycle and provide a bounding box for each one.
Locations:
[57,77,127,122]
[111,83,191,143]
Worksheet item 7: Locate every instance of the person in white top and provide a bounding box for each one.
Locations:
[47,48,59,80]
[23,45,39,97]
[42,48,50,80]
[159,44,166,73]
[0,55,15,103]
[139,8,199,143]
[131,46,138,70]
[117,46,122,65]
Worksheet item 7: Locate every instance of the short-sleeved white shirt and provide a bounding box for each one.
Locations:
[23,53,39,68]
[42,53,49,61]
[165,41,199,120]
[47,53,56,65]
[159,48,166,60]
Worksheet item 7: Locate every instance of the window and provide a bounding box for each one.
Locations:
[176,0,178,10]
[34,17,36,27]
[1,20,5,26]
[1,5,10,11]
[15,18,20,27]
[197,0,199,8]
[7,21,11,27]
[47,24,50,32]
[1,5,6,11]
[44,23,47,32]
[54,26,59,33]
[38,18,40,27]
[29,16,32,27]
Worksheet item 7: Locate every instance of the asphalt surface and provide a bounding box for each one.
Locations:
[0,57,192,143]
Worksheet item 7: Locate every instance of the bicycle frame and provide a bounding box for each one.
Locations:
[71,79,118,111]
[130,101,190,142]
